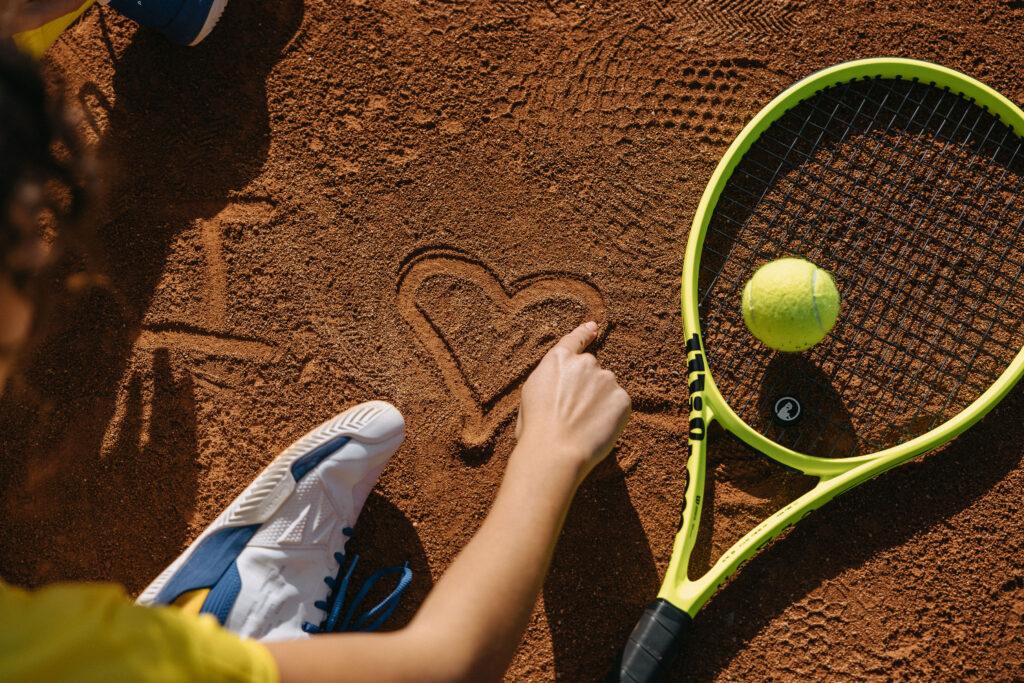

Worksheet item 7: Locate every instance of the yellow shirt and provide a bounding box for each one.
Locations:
[0,581,278,682]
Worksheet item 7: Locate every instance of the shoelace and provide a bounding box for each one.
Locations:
[301,527,413,634]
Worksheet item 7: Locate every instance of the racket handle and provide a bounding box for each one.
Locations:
[608,598,692,683]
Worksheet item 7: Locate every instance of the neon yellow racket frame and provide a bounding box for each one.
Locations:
[665,57,1024,617]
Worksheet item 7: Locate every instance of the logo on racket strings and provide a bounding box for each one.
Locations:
[773,396,801,425]
[686,333,706,441]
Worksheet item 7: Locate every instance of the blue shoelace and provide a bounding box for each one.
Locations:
[301,527,413,634]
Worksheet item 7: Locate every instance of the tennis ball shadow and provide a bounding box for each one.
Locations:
[756,353,857,458]
[544,455,659,681]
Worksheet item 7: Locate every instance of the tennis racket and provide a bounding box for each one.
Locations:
[611,58,1024,682]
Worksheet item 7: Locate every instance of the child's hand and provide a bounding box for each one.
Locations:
[515,321,631,481]
[271,323,631,683]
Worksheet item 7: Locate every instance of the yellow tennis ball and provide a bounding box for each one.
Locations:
[741,258,840,352]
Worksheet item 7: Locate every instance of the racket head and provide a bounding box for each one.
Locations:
[616,59,1024,680]
[659,58,1024,616]
[682,58,1024,478]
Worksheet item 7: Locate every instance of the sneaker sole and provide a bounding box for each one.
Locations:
[137,400,404,604]
[189,0,230,45]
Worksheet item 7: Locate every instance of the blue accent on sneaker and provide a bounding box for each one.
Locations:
[290,435,352,482]
[200,560,242,625]
[106,0,224,46]
[106,0,178,30]
[301,527,413,634]
[154,524,260,604]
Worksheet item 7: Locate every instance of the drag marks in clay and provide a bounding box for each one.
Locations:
[102,200,280,452]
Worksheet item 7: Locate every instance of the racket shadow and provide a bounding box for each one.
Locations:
[689,354,852,579]
[545,455,659,681]
[670,386,1024,681]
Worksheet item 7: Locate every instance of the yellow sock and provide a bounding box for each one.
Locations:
[171,589,211,616]
[12,0,96,58]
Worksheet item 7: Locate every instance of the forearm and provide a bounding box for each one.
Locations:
[266,442,581,683]
[405,442,581,680]
[266,321,628,683]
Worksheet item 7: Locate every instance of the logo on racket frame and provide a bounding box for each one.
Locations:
[772,396,802,425]
[686,333,706,441]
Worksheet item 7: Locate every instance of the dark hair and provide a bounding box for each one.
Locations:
[0,44,87,289]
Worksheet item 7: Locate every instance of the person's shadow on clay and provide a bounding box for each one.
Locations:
[0,0,302,593]
[545,457,659,681]
[0,344,200,589]
[84,0,302,304]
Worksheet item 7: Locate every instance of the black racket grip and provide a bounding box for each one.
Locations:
[608,599,692,683]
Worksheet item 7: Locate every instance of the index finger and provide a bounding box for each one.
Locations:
[552,320,599,354]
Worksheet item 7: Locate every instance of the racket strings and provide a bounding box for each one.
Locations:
[701,77,914,315]
[745,86,1015,305]
[722,122,1024,378]
[700,76,1024,456]
[708,210,1012,383]
[802,96,1024,450]
[718,79,960,431]
[697,79,870,303]
[714,168,1021,326]
[804,80,1024,447]
[778,87,1022,299]
[804,83,1024,426]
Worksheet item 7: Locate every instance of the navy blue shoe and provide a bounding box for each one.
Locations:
[103,0,228,46]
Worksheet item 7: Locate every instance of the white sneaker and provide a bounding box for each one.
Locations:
[137,400,410,641]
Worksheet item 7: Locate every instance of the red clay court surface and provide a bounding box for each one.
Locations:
[1,1,1023,680]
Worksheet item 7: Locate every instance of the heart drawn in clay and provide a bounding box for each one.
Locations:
[398,249,606,446]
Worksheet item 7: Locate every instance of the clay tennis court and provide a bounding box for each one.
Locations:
[1,0,1023,680]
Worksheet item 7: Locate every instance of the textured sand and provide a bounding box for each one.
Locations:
[1,1,1022,680]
